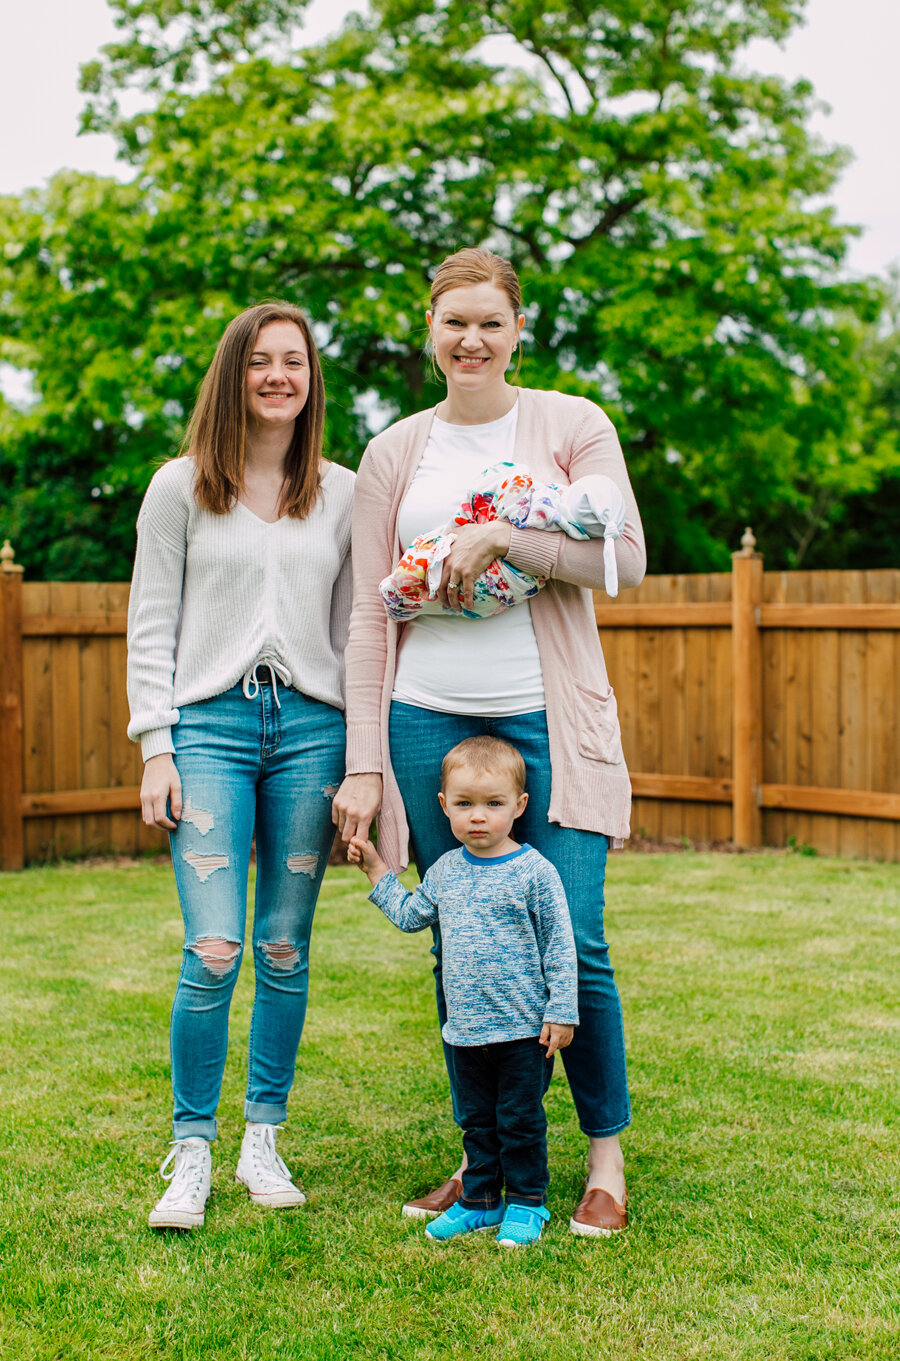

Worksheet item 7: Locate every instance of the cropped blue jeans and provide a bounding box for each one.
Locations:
[389,702,631,1139]
[167,682,345,1140]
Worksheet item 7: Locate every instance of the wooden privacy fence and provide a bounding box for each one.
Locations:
[1,535,899,869]
[597,532,900,862]
[0,544,167,869]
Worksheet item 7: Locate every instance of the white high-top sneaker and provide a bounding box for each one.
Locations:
[148,1137,212,1230]
[235,1122,306,1207]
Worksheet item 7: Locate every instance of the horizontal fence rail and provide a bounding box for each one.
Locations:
[595,602,900,630]
[22,612,129,636]
[1,534,899,868]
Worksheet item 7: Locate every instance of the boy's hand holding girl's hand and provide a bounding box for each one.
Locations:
[347,836,390,888]
[539,1023,574,1057]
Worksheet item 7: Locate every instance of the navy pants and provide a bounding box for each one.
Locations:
[455,1038,555,1209]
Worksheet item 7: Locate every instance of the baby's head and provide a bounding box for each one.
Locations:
[438,737,528,857]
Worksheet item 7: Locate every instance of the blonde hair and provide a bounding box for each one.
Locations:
[430,247,522,317]
[182,302,325,519]
[440,736,527,796]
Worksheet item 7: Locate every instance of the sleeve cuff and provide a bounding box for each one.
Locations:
[506,527,562,579]
[141,728,176,760]
[345,723,383,774]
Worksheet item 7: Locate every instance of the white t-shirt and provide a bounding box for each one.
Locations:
[392,404,546,715]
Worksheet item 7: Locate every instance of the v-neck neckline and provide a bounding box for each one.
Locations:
[236,461,333,524]
[235,500,286,527]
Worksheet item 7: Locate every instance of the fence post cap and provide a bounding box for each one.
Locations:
[0,540,24,576]
[733,527,761,560]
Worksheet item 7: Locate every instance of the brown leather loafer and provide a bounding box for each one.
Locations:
[401,1178,463,1220]
[569,1187,628,1237]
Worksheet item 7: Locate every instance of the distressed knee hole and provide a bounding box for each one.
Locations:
[260,937,301,970]
[286,852,319,877]
[183,848,229,882]
[190,937,240,977]
[321,784,340,799]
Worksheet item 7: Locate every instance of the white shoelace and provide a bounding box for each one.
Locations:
[158,1140,208,1207]
[248,1125,294,1189]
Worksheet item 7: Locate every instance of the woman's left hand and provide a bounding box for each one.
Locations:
[332,772,383,845]
[438,521,512,612]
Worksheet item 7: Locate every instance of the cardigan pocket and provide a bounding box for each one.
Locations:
[572,678,624,764]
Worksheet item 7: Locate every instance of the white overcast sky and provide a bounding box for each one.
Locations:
[0,0,898,278]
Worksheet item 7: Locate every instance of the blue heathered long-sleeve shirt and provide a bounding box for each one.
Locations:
[369,843,578,1046]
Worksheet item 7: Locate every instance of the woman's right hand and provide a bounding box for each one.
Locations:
[140,753,182,830]
[332,773,383,845]
[437,520,512,612]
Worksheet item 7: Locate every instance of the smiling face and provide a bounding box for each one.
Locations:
[245,320,311,430]
[426,282,524,399]
[438,764,528,858]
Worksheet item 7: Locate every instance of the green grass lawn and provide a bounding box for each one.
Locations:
[0,852,897,1360]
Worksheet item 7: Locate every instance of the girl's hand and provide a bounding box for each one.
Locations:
[332,773,383,844]
[539,1023,575,1057]
[438,521,512,612]
[140,754,182,831]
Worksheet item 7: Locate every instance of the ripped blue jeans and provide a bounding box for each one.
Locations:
[168,681,345,1140]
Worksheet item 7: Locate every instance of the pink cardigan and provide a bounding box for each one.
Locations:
[345,387,646,871]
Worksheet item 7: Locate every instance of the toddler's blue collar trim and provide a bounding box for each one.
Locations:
[462,843,531,867]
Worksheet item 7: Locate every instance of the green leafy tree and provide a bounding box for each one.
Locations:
[799,276,900,569]
[0,0,893,579]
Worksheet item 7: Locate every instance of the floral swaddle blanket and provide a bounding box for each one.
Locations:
[380,462,627,622]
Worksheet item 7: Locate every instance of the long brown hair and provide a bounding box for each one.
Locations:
[182,302,326,518]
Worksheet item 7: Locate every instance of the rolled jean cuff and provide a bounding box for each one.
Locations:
[579,1112,632,1139]
[173,1118,217,1142]
[244,1100,288,1126]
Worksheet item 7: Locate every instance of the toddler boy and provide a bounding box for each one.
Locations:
[349,735,578,1247]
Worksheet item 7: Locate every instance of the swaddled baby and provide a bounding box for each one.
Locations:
[380,462,627,623]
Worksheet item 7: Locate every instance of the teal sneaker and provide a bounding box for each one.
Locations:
[425,1201,504,1242]
[496,1203,551,1247]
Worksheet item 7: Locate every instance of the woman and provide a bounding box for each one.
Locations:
[333,248,645,1237]
[127,302,354,1231]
